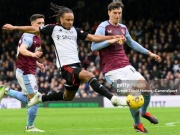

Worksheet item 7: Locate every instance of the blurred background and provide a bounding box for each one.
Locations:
[0,0,180,100]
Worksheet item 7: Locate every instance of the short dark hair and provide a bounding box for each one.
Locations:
[30,14,45,22]
[108,2,124,11]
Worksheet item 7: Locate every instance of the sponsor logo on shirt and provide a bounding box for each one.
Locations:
[56,34,77,40]
[107,30,112,33]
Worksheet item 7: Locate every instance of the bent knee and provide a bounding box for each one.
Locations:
[79,70,94,82]
[83,70,94,78]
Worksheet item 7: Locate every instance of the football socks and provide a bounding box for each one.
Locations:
[88,77,113,100]
[7,89,28,104]
[141,94,151,115]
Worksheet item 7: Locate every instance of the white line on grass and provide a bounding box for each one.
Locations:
[165,121,180,127]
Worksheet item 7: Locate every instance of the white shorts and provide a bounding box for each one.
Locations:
[105,65,145,90]
[16,68,38,95]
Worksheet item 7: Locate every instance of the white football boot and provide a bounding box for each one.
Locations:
[27,92,42,108]
[25,126,44,132]
[111,96,127,107]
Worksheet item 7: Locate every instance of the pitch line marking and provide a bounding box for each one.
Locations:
[165,121,180,127]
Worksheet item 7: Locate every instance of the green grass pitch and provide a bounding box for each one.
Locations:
[0,107,180,135]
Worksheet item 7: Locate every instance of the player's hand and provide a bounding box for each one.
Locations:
[31,51,43,59]
[148,52,161,62]
[36,62,45,72]
[109,36,126,45]
[108,38,122,44]
[2,24,15,30]
[115,35,126,42]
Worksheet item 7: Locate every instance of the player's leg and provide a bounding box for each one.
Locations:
[79,69,126,106]
[28,63,126,107]
[28,64,81,107]
[137,79,158,124]
[5,88,28,104]
[105,67,142,127]
[42,85,79,101]
[1,69,29,104]
[63,84,79,101]
[22,74,44,132]
[127,66,150,132]
[61,63,126,106]
[62,63,126,106]
[105,65,147,133]
[79,70,113,99]
[40,63,81,102]
[27,88,78,107]
[125,66,158,132]
[27,85,78,107]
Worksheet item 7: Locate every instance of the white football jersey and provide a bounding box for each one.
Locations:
[39,24,88,68]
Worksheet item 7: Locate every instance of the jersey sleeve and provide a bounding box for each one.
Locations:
[75,28,88,40]
[125,26,148,55]
[21,34,33,48]
[39,24,56,35]
[91,24,110,51]
[95,25,105,35]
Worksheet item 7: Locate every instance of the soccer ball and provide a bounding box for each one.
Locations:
[126,94,144,110]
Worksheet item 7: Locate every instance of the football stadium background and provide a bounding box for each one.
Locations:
[0,0,180,134]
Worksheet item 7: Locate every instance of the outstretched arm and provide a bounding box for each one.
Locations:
[91,26,111,51]
[76,27,123,44]
[91,25,125,51]
[85,34,114,42]
[2,24,40,34]
[91,37,125,51]
[126,37,149,54]
[125,27,161,62]
[125,27,148,55]
[147,51,161,62]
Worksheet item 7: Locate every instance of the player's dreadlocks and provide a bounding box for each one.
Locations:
[50,2,73,24]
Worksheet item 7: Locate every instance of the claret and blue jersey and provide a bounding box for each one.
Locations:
[91,21,148,74]
[16,33,41,75]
